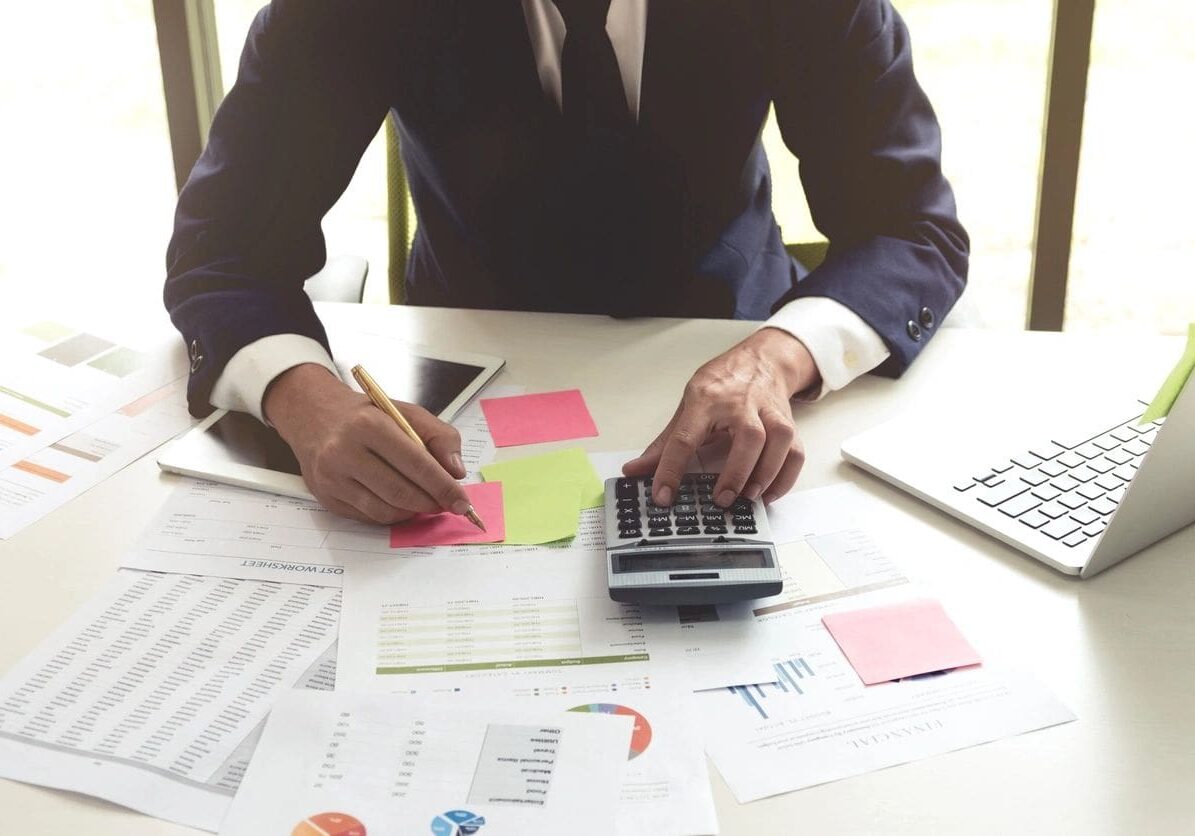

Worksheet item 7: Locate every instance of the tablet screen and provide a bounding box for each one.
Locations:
[349,355,488,419]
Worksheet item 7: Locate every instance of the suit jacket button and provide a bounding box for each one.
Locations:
[189,339,204,373]
[906,320,922,342]
[919,306,936,329]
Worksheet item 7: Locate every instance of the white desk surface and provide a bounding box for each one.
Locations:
[2,303,1193,835]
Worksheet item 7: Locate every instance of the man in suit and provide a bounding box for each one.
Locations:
[165,0,968,525]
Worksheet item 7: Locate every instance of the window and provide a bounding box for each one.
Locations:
[0,4,177,315]
[1066,0,1195,333]
[768,0,1055,329]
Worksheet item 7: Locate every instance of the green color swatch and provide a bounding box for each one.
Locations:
[1140,324,1195,423]
[88,346,146,378]
[481,447,604,511]
[498,480,585,545]
[20,321,74,343]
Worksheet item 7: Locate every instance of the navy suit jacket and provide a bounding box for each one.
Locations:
[166,0,969,417]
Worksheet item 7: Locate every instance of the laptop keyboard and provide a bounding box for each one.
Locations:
[953,415,1163,549]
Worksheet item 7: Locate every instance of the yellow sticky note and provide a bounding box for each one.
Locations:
[1140,324,1195,424]
[501,480,584,545]
[480,448,604,510]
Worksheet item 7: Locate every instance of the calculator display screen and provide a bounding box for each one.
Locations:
[614,550,770,573]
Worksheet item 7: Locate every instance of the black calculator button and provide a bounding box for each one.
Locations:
[672,503,697,515]
[674,517,699,529]
[700,504,722,516]
[647,518,672,530]
[618,518,641,530]
[617,508,640,519]
[619,529,642,539]
[616,497,638,509]
[677,526,700,535]
[615,480,639,500]
[649,528,673,537]
[733,525,758,535]
[731,499,752,512]
[731,514,755,525]
[703,525,728,534]
[697,473,717,484]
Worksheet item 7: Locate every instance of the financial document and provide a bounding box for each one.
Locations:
[688,483,1076,801]
[0,570,340,831]
[337,545,772,693]
[0,378,193,539]
[221,691,632,836]
[336,553,737,834]
[0,317,185,471]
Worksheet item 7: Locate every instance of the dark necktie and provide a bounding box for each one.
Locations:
[551,0,633,145]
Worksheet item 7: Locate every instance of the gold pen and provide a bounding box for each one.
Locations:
[350,363,486,532]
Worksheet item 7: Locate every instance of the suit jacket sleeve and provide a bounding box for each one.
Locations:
[163,0,391,416]
[766,0,970,376]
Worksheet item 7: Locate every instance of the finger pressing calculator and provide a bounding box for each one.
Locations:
[604,473,783,605]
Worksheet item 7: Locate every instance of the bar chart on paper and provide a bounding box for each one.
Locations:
[728,656,820,720]
[375,596,649,676]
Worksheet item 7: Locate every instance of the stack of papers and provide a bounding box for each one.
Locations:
[0,345,1079,834]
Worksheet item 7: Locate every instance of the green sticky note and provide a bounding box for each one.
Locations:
[1140,324,1195,424]
[481,447,604,510]
[500,480,584,544]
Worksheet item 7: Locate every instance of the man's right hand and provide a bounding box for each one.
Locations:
[263,364,471,525]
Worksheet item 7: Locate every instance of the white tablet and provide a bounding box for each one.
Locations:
[157,342,504,499]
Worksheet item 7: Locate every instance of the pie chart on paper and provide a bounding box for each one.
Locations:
[292,812,367,836]
[567,703,652,759]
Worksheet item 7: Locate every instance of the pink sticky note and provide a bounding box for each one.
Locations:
[822,599,981,685]
[480,389,599,447]
[389,482,505,548]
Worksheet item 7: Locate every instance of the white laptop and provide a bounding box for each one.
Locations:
[841,377,1195,578]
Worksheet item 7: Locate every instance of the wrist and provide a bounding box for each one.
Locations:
[747,327,821,397]
[262,363,345,432]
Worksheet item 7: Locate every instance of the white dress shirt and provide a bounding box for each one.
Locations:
[211,0,890,422]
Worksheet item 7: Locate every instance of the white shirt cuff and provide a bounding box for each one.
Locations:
[209,334,340,423]
[762,297,891,401]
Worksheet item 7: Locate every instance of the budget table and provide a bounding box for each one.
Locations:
[2,303,1192,834]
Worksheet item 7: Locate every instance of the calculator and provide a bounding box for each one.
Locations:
[604,473,783,605]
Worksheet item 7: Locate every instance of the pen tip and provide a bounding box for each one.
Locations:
[466,506,486,532]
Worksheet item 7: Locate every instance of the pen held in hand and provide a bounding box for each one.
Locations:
[350,364,486,532]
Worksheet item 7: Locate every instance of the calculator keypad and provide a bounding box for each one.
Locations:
[611,474,759,539]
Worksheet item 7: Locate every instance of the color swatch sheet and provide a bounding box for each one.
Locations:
[822,598,982,685]
[0,317,185,472]
[0,378,193,539]
[220,691,631,836]
[0,570,340,831]
[480,389,598,447]
[688,484,1075,802]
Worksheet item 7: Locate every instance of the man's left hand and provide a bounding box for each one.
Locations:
[623,327,819,507]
